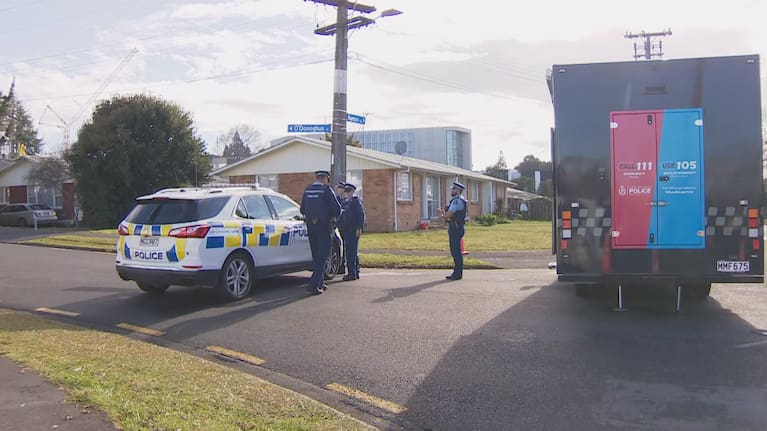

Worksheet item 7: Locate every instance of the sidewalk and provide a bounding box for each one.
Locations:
[0,356,117,431]
[360,249,553,269]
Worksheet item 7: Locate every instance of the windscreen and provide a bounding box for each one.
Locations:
[125,197,228,224]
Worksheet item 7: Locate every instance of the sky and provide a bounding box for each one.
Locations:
[1,0,766,170]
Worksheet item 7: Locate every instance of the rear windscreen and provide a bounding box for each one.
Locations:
[30,204,51,210]
[125,197,229,224]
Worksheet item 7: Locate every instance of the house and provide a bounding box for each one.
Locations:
[0,156,77,221]
[213,136,511,232]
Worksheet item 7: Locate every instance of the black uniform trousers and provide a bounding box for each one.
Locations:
[307,223,332,289]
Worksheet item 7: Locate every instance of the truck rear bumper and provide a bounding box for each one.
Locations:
[558,273,764,284]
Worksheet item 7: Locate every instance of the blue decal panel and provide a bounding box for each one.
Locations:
[653,109,705,249]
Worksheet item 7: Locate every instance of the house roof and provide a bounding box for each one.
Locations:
[214,136,513,185]
[0,155,42,175]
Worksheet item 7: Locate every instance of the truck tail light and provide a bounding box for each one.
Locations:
[169,224,211,238]
[561,239,568,250]
[117,224,130,236]
[753,239,760,250]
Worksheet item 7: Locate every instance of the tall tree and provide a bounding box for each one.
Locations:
[484,150,509,180]
[216,124,262,158]
[0,80,43,157]
[65,94,210,227]
[513,154,552,194]
[514,154,551,178]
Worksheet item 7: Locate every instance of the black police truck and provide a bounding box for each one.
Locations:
[548,54,764,300]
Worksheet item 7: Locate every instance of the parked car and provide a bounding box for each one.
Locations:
[115,186,343,301]
[0,203,58,227]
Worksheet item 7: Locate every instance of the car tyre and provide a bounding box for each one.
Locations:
[218,251,254,301]
[136,282,169,295]
[324,242,341,281]
[17,218,27,227]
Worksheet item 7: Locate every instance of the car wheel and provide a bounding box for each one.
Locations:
[324,242,341,281]
[136,282,169,295]
[17,218,27,227]
[218,251,254,301]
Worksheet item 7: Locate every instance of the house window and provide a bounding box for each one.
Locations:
[53,184,63,208]
[256,175,278,190]
[397,172,412,201]
[0,187,8,204]
[422,175,441,219]
[470,181,479,203]
[346,170,363,200]
[29,185,40,204]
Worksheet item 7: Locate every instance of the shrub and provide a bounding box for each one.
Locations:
[477,213,498,226]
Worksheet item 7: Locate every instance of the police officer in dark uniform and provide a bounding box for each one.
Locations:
[443,181,467,280]
[340,183,365,281]
[300,170,341,294]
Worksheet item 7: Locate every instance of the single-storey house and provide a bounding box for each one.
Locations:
[212,136,512,232]
[0,156,77,221]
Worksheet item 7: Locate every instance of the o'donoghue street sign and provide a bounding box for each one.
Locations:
[288,124,331,133]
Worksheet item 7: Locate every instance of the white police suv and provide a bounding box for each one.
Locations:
[115,186,342,301]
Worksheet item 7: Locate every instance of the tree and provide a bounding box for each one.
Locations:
[484,150,508,180]
[216,124,262,158]
[538,178,553,197]
[26,158,70,209]
[65,94,211,227]
[514,154,551,178]
[514,176,535,192]
[0,80,43,157]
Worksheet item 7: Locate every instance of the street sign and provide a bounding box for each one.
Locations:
[347,113,366,125]
[288,124,331,133]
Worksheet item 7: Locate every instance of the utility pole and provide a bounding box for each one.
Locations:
[625,29,672,60]
[331,0,349,185]
[306,0,401,185]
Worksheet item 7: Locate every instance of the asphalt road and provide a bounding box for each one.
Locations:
[2,243,767,430]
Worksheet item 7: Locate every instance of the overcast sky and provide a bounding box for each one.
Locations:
[2,0,766,170]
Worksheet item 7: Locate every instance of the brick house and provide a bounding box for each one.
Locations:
[212,136,511,232]
[0,156,77,221]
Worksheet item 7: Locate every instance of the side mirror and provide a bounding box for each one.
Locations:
[293,214,306,221]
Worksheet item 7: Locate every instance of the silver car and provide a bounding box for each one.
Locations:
[0,203,58,227]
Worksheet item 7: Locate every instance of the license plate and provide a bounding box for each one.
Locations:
[716,261,750,273]
[140,237,159,247]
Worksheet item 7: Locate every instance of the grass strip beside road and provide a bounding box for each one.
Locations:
[0,310,371,431]
[360,221,551,251]
[25,234,116,252]
[359,253,497,269]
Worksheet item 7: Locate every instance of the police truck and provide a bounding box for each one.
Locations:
[548,54,764,301]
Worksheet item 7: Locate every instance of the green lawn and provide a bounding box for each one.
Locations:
[359,253,497,269]
[0,310,370,431]
[360,221,551,251]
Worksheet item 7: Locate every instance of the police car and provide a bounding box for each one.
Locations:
[115,186,343,301]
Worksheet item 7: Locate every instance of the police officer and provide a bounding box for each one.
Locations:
[443,181,467,280]
[340,183,365,281]
[300,170,341,294]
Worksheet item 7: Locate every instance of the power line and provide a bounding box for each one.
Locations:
[17,57,334,103]
[0,0,49,13]
[352,56,529,101]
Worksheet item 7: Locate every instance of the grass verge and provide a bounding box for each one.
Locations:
[25,234,116,252]
[359,253,498,269]
[360,221,551,251]
[0,309,370,431]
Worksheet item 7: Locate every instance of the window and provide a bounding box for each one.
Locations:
[125,197,229,224]
[243,196,272,220]
[256,175,278,190]
[470,181,479,203]
[422,175,441,219]
[53,184,63,208]
[235,200,249,219]
[28,185,40,204]
[0,187,8,204]
[346,170,363,200]
[397,172,412,201]
[267,195,302,221]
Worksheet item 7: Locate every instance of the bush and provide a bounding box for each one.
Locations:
[496,215,512,224]
[477,213,498,226]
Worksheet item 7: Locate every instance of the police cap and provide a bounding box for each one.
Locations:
[344,183,357,191]
[315,170,330,177]
[451,181,466,190]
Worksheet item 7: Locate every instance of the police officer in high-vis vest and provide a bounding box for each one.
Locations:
[443,181,467,280]
[339,183,365,281]
[300,170,341,294]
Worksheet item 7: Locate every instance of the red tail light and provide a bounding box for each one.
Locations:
[169,224,211,238]
[118,224,130,235]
